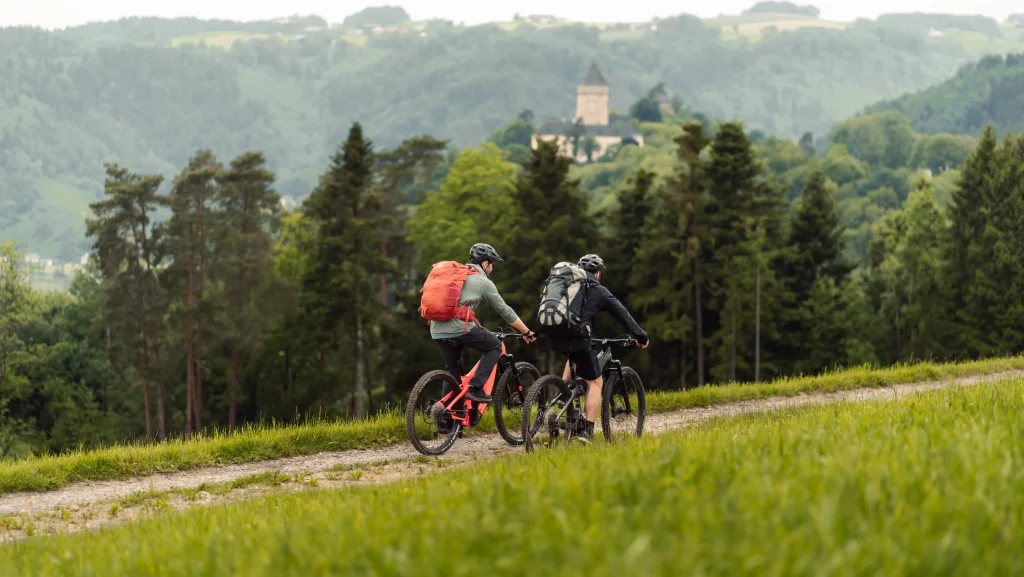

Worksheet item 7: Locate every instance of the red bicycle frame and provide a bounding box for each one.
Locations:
[436,341,508,427]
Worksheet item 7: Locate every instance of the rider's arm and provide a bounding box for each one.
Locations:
[481,278,534,336]
[597,285,648,344]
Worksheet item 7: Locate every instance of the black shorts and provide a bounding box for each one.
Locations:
[565,349,601,381]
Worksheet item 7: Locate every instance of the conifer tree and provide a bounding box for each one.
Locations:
[705,122,782,382]
[499,139,596,372]
[86,164,169,441]
[947,124,998,356]
[302,122,393,419]
[166,150,220,434]
[213,152,280,431]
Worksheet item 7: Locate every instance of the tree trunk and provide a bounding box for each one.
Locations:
[195,316,204,431]
[229,353,239,432]
[317,349,325,416]
[679,346,687,390]
[695,273,705,387]
[185,269,195,436]
[195,199,206,432]
[140,344,152,443]
[380,241,390,324]
[153,333,166,442]
[729,296,737,383]
[354,313,367,420]
[755,261,761,383]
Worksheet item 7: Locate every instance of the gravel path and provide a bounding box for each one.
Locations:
[1,369,1019,541]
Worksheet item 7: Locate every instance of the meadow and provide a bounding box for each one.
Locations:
[0,355,1022,496]
[6,375,1024,574]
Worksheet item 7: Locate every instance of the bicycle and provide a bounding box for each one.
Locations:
[520,336,646,452]
[406,327,540,456]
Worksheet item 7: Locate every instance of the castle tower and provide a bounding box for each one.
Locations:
[575,62,609,126]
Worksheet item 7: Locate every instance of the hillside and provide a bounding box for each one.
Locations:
[867,51,1024,136]
[0,10,996,259]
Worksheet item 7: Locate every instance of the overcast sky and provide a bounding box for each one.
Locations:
[1,0,1019,29]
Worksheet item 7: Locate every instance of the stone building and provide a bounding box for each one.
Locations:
[531,62,644,162]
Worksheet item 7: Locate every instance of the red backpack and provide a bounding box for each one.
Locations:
[419,261,480,332]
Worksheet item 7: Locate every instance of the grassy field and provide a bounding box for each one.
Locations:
[0,356,1022,497]
[6,376,1024,574]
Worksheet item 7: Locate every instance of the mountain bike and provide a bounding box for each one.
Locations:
[406,328,540,456]
[520,336,646,452]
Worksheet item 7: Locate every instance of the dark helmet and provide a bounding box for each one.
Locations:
[578,253,605,273]
[469,243,504,265]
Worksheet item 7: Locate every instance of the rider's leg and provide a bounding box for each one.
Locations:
[562,360,572,381]
[584,376,604,425]
[567,350,602,437]
[459,327,502,402]
[436,338,464,399]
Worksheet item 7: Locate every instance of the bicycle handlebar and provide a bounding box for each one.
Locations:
[492,327,528,341]
[592,335,641,347]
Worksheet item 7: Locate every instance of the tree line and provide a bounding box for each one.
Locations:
[0,118,1017,456]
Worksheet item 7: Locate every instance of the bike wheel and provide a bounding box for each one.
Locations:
[406,370,462,456]
[493,362,540,446]
[601,367,646,442]
[521,375,572,453]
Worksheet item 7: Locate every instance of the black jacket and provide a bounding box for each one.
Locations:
[549,272,648,352]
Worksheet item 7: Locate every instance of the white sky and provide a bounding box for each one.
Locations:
[0,0,1019,30]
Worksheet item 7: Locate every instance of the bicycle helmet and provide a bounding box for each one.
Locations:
[578,253,605,273]
[469,243,504,265]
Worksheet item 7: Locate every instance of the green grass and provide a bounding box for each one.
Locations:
[0,355,1022,497]
[7,377,1024,574]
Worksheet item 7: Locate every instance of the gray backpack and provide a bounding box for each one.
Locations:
[535,262,592,339]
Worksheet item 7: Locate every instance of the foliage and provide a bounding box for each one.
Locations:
[9,381,1024,574]
[868,51,1024,136]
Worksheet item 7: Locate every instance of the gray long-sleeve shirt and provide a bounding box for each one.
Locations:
[429,263,519,339]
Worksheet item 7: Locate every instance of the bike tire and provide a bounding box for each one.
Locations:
[493,362,540,446]
[600,367,646,442]
[521,374,572,453]
[406,370,462,456]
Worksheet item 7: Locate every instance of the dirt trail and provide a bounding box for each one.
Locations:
[1,369,1020,542]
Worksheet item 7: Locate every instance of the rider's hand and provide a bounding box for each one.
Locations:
[522,330,537,344]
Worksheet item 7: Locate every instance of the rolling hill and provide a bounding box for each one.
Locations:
[866,51,1024,136]
[0,7,1017,259]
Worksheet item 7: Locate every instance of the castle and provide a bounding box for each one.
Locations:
[531,62,644,162]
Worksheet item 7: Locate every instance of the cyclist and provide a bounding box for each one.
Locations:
[431,243,537,404]
[549,253,648,442]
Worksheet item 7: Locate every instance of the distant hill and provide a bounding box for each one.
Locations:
[0,9,1015,257]
[866,52,1024,136]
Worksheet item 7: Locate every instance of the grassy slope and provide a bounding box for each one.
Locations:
[1,355,1022,496]
[7,376,1024,574]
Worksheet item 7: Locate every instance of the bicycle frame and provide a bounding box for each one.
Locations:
[550,336,637,431]
[436,330,524,428]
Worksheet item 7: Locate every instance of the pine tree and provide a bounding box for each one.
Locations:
[302,122,393,419]
[213,152,280,431]
[947,124,998,356]
[705,122,778,382]
[499,138,596,372]
[780,170,854,373]
[166,150,220,434]
[86,164,169,441]
[500,138,596,313]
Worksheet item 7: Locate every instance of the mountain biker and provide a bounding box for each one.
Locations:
[431,243,537,404]
[549,253,648,443]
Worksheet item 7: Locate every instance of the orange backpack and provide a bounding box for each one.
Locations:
[419,261,480,331]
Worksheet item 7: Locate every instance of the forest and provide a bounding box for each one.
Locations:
[869,51,1024,136]
[0,98,1019,458]
[0,10,991,258]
